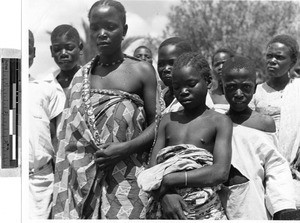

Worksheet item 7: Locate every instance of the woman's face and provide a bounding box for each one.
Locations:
[265,42,293,78]
[89,5,127,55]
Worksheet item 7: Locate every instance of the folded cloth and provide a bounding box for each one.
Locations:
[137,144,227,220]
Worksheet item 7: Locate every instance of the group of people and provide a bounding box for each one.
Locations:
[28,0,300,220]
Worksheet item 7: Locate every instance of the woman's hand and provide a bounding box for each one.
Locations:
[94,142,128,170]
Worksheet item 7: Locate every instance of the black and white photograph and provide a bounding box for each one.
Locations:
[2,0,300,221]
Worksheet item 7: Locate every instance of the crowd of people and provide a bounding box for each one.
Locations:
[28,0,300,220]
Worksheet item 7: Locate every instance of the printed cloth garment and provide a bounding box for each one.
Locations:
[219,124,296,220]
[137,144,227,220]
[52,58,149,219]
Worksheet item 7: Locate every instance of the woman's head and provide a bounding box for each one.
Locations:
[88,0,127,55]
[266,35,299,78]
[267,34,299,65]
[88,0,126,25]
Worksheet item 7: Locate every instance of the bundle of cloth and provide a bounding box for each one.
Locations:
[137,144,227,220]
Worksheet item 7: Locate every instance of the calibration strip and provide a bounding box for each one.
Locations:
[1,57,21,169]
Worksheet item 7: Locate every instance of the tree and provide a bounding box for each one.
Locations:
[164,0,299,76]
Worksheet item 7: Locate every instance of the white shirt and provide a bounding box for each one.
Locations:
[29,77,65,171]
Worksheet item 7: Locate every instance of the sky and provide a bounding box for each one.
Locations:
[28,0,180,78]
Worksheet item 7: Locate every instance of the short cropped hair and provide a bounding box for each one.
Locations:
[222,55,256,78]
[211,48,235,65]
[159,37,192,53]
[88,0,126,25]
[267,34,299,65]
[134,45,152,55]
[51,24,81,44]
[172,52,212,85]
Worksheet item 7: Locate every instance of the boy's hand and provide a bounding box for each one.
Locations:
[161,193,188,219]
[152,173,173,201]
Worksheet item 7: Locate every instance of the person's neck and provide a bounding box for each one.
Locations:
[60,65,80,78]
[267,73,290,91]
[183,104,208,118]
[227,106,252,124]
[168,87,174,95]
[98,51,124,65]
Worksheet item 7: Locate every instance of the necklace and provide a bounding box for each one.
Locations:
[97,56,124,67]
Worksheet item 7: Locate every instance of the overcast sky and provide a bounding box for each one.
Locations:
[28,0,180,78]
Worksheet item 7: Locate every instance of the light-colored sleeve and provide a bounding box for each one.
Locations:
[48,81,66,120]
[264,133,296,215]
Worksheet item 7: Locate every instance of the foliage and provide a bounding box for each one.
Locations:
[164,0,300,76]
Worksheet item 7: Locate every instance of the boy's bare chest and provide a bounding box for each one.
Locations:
[165,120,215,151]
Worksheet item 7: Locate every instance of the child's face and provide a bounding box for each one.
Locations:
[212,52,231,80]
[157,44,185,87]
[50,35,82,71]
[266,42,293,78]
[172,65,207,110]
[222,68,256,112]
[89,5,127,56]
[134,48,153,64]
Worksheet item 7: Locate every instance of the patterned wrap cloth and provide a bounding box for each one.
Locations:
[52,58,150,219]
[137,144,227,220]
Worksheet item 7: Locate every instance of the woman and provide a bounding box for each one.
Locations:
[251,34,300,208]
[52,0,158,219]
[209,48,234,113]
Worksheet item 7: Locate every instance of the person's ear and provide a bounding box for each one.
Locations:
[122,24,128,39]
[79,42,84,51]
[50,45,54,57]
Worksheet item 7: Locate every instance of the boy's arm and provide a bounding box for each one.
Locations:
[148,115,167,167]
[162,114,232,188]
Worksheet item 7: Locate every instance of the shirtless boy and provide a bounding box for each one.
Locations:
[138,52,232,219]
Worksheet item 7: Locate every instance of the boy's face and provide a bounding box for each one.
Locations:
[266,42,293,78]
[222,68,256,112]
[134,48,153,64]
[212,52,231,80]
[89,5,127,56]
[157,44,185,87]
[172,65,207,110]
[50,35,82,71]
